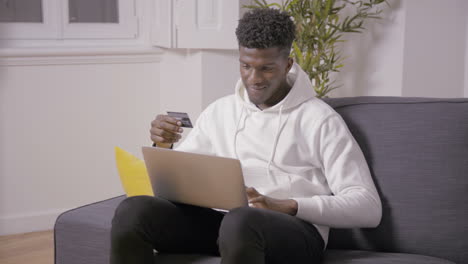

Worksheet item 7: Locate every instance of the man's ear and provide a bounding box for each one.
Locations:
[286,57,294,73]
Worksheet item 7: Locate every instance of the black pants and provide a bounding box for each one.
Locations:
[110,196,324,264]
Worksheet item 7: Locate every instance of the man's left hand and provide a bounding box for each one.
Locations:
[246,187,298,216]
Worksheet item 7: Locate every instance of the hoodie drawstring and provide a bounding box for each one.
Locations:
[267,105,289,185]
[233,106,245,159]
[233,104,289,186]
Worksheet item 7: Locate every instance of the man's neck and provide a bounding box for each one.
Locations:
[257,81,292,110]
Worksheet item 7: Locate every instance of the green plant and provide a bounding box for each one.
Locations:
[245,0,388,98]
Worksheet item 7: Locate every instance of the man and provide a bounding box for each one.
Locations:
[111,8,381,264]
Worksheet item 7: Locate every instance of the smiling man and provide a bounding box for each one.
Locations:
[110,8,382,264]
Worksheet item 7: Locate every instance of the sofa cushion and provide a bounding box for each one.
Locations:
[323,97,468,264]
[154,254,221,264]
[115,146,153,197]
[324,250,455,264]
[153,250,454,264]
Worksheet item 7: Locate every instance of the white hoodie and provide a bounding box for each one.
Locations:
[176,63,382,245]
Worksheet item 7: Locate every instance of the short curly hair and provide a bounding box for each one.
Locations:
[236,8,296,56]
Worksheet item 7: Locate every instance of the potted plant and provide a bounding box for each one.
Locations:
[245,0,388,97]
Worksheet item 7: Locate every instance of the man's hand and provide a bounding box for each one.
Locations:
[246,187,298,216]
[150,115,184,148]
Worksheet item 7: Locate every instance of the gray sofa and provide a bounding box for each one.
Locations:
[55,96,468,264]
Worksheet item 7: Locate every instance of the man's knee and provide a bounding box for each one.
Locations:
[111,196,166,243]
[219,207,265,245]
[218,207,267,262]
[112,196,155,226]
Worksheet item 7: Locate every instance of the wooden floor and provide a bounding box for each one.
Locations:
[0,230,54,264]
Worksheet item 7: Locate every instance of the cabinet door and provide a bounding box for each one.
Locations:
[62,0,138,39]
[175,0,241,49]
[0,0,60,39]
[152,0,174,48]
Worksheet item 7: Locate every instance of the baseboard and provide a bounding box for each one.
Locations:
[0,208,70,236]
[0,46,163,66]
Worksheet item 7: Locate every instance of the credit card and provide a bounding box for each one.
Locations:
[167,111,193,128]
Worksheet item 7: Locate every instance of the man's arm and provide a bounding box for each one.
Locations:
[294,114,382,228]
[150,107,215,155]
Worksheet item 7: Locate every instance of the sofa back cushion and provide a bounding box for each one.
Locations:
[323,97,468,264]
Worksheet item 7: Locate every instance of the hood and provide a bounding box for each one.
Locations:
[234,62,316,112]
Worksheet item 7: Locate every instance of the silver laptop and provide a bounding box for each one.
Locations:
[142,146,248,210]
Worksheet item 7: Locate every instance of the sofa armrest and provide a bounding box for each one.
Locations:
[54,196,125,264]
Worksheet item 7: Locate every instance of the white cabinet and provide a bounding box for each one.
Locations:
[0,0,138,40]
[152,0,249,49]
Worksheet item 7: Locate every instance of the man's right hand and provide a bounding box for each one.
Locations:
[150,115,184,148]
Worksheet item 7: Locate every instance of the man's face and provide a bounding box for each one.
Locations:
[239,46,293,109]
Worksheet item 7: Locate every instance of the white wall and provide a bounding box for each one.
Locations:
[0,0,162,236]
[332,0,468,98]
[201,50,240,108]
[402,0,466,98]
[0,56,160,235]
[158,49,204,121]
[334,0,406,97]
[158,49,239,145]
[465,2,468,98]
